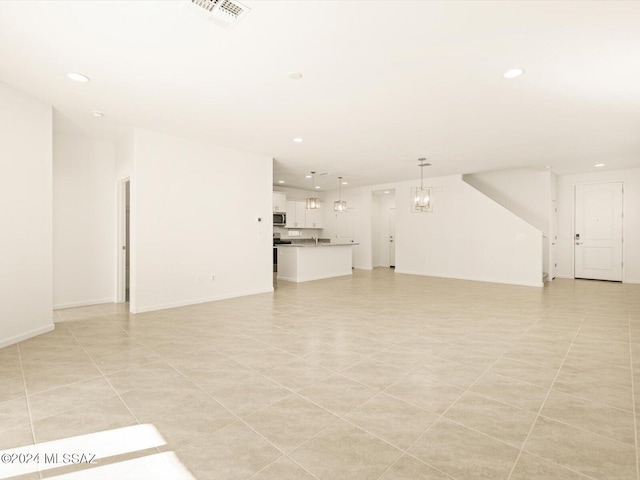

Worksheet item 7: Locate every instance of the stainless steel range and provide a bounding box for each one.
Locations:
[273,234,291,272]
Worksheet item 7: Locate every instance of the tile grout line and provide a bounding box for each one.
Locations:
[628,308,639,480]
[135,334,324,480]
[505,311,588,480]
[163,324,448,479]
[373,307,557,480]
[15,342,42,480]
[62,325,161,462]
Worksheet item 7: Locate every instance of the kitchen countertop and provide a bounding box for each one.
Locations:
[276,243,358,247]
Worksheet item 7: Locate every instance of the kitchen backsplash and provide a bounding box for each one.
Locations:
[273,225,322,239]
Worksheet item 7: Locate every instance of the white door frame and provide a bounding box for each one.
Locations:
[572,180,624,281]
[116,178,130,303]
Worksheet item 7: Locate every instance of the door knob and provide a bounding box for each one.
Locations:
[575,242,582,245]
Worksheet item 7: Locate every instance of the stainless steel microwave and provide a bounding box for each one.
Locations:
[273,213,286,226]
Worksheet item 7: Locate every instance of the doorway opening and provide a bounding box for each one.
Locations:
[117,178,131,303]
[574,181,623,282]
[371,189,396,268]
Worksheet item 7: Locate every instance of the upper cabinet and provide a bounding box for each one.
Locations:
[306,207,323,229]
[273,192,287,213]
[285,200,323,229]
[285,201,300,228]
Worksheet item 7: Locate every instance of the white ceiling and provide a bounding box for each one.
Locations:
[1,1,639,190]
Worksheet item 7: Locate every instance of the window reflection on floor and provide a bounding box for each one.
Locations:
[0,424,194,480]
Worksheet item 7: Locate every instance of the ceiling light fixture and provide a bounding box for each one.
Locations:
[288,72,303,80]
[342,181,348,185]
[293,137,304,143]
[67,72,90,83]
[305,175,312,179]
[91,111,104,118]
[594,163,605,167]
[306,172,320,210]
[412,158,433,213]
[334,177,347,212]
[384,191,390,194]
[278,180,285,184]
[503,68,525,79]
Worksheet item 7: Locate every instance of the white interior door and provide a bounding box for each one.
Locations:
[389,208,396,267]
[574,182,623,281]
[551,199,557,280]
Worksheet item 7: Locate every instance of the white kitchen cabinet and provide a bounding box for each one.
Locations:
[273,192,287,213]
[305,206,323,228]
[285,200,323,228]
[285,201,302,228]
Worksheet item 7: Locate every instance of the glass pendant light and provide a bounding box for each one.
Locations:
[306,171,320,209]
[334,176,347,212]
[412,158,433,213]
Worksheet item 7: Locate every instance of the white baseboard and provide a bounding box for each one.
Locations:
[53,298,115,310]
[624,278,640,284]
[554,275,574,279]
[131,287,274,314]
[0,323,55,349]
[277,272,352,283]
[394,269,544,288]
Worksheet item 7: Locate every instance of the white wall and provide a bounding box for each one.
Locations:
[556,168,640,283]
[132,128,273,313]
[53,134,116,309]
[321,187,375,270]
[0,82,54,347]
[463,168,550,234]
[322,175,543,287]
[395,175,542,286]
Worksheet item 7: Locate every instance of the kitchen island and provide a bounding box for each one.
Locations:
[276,243,358,283]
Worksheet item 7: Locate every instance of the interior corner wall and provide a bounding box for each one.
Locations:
[0,82,54,347]
[53,133,116,309]
[131,128,273,313]
[395,175,543,287]
[556,168,640,283]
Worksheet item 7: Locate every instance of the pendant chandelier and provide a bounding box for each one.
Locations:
[306,171,320,210]
[412,158,433,213]
[334,176,347,212]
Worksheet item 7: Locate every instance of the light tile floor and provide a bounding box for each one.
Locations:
[2,269,640,479]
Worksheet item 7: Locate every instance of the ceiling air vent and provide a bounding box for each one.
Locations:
[183,0,250,29]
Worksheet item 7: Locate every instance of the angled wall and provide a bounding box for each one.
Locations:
[0,82,54,347]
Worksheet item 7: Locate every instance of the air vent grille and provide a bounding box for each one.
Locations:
[183,0,250,28]
[192,0,222,13]
[220,0,243,17]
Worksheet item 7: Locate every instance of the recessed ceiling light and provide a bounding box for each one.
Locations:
[67,72,90,83]
[288,72,303,80]
[305,175,312,179]
[544,165,552,169]
[342,181,348,185]
[91,111,104,118]
[293,137,304,143]
[594,163,605,167]
[278,180,285,184]
[503,68,525,79]
[384,191,390,194]
[315,186,320,189]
